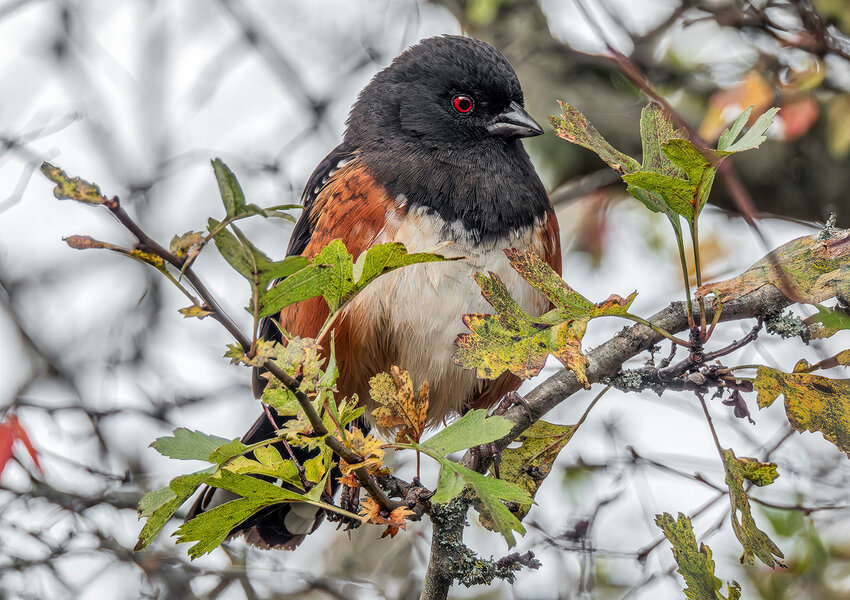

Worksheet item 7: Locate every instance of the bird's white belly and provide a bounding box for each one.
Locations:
[345,208,549,424]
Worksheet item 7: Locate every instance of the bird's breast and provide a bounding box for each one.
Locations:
[338,206,551,426]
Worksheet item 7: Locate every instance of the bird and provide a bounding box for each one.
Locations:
[187,34,562,550]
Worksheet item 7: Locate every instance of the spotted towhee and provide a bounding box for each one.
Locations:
[187,35,561,549]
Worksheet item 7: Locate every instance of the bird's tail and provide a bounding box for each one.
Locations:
[185,409,336,550]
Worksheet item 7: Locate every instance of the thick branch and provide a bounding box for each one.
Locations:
[420,285,790,600]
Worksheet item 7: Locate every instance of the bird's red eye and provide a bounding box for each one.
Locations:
[452,95,474,114]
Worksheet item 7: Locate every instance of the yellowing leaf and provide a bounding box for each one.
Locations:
[720,448,784,567]
[64,236,167,272]
[655,512,742,600]
[755,366,850,453]
[223,339,279,368]
[549,100,642,174]
[370,367,429,443]
[338,427,385,475]
[697,228,850,304]
[169,230,205,260]
[486,420,575,522]
[179,305,213,319]
[454,250,635,387]
[41,162,110,205]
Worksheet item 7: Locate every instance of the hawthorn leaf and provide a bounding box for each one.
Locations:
[717,106,780,154]
[421,409,513,457]
[339,427,385,475]
[135,467,216,551]
[622,171,695,221]
[486,420,576,521]
[549,100,641,174]
[207,220,253,279]
[225,445,303,489]
[805,304,850,339]
[720,448,784,567]
[359,497,416,538]
[640,103,685,178]
[173,469,352,558]
[211,158,246,218]
[353,242,457,288]
[697,228,850,304]
[454,250,636,387]
[260,336,326,393]
[655,512,741,600]
[178,305,213,319]
[430,453,530,546]
[793,348,850,372]
[169,231,205,260]
[259,240,451,318]
[755,366,850,454]
[370,366,430,443]
[716,106,753,152]
[41,162,109,205]
[223,338,278,368]
[150,428,246,464]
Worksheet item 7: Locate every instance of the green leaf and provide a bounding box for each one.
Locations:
[150,428,246,464]
[395,410,530,546]
[622,171,695,221]
[640,103,684,178]
[411,444,532,547]
[805,304,850,339]
[259,240,453,318]
[549,100,641,174]
[454,250,636,387]
[225,445,304,489]
[135,467,216,551]
[354,242,455,287]
[421,409,514,456]
[655,512,741,600]
[717,106,780,153]
[486,420,576,521]
[207,219,254,279]
[716,106,752,152]
[212,158,246,218]
[720,448,785,567]
[174,469,353,558]
[624,105,777,224]
[41,162,110,205]
[755,365,850,454]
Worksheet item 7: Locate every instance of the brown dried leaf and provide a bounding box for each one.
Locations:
[358,497,415,538]
[370,367,429,443]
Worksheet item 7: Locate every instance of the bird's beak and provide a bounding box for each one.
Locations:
[486,101,544,139]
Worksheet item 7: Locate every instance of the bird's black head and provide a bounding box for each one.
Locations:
[345,35,549,243]
[346,35,543,153]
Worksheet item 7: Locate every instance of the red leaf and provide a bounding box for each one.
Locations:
[0,422,14,478]
[0,414,41,479]
[9,415,41,472]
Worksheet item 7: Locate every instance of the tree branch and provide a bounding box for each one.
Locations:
[419,283,791,600]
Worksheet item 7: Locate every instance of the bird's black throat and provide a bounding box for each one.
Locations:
[360,138,549,244]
